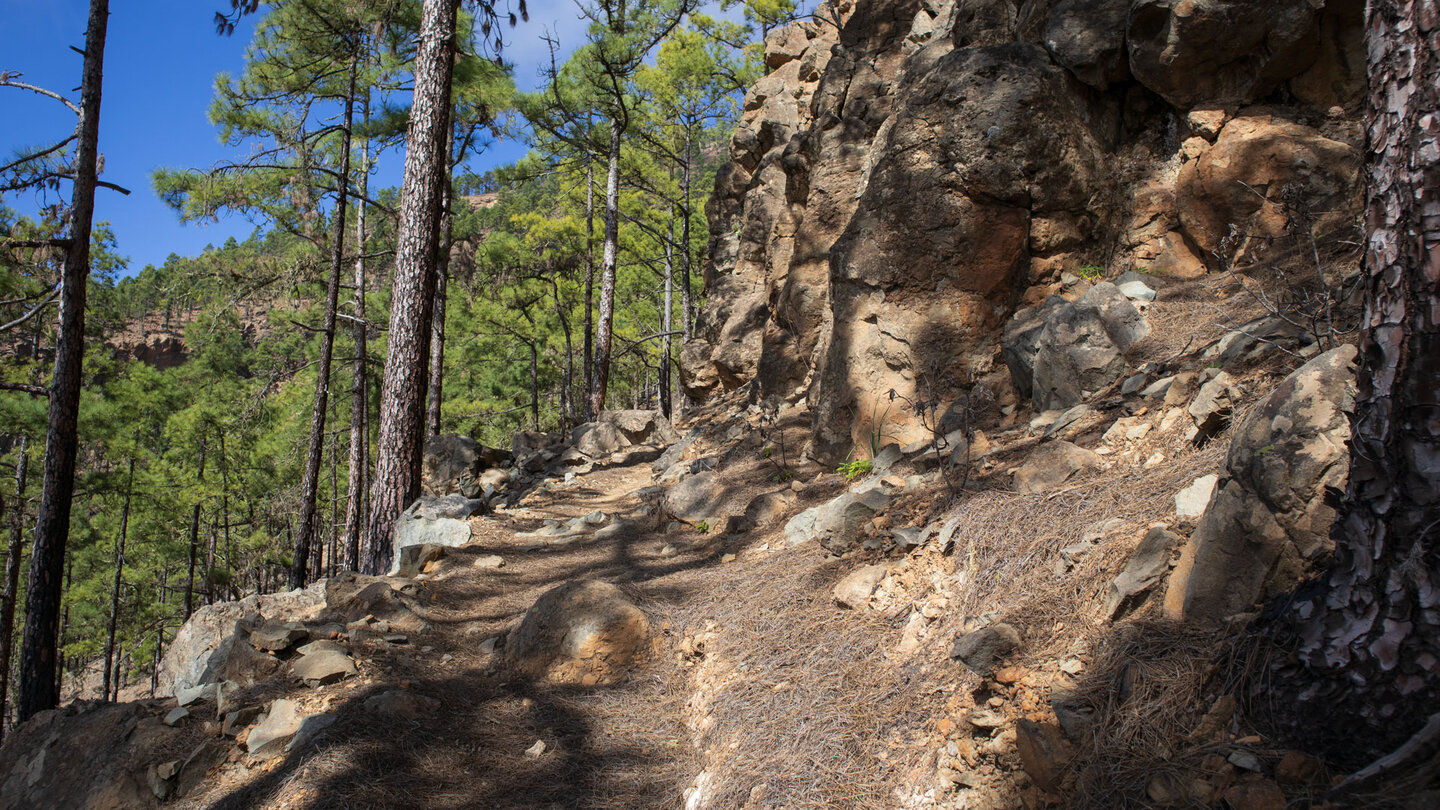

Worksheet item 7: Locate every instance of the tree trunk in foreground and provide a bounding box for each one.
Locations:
[17,0,109,723]
[291,52,357,589]
[589,117,622,418]
[1281,0,1440,769]
[363,0,457,575]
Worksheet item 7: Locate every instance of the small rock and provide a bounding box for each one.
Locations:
[1117,279,1157,302]
[175,684,209,707]
[1016,720,1074,793]
[163,706,190,727]
[249,622,307,652]
[1175,474,1218,520]
[1227,750,1264,772]
[363,690,441,718]
[222,705,262,737]
[296,639,345,656]
[1275,750,1325,788]
[1104,527,1181,619]
[833,565,889,609]
[951,623,1021,677]
[1222,779,1287,810]
[479,636,500,654]
[525,740,547,758]
[721,553,737,563]
[474,554,505,569]
[247,699,302,760]
[966,709,1007,729]
[292,649,357,686]
[659,544,677,557]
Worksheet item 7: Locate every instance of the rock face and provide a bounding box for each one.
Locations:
[1173,345,1358,623]
[679,0,1363,463]
[505,580,651,686]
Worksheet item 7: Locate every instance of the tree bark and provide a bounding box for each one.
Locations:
[101,457,132,702]
[681,126,694,342]
[17,0,109,722]
[1280,0,1440,769]
[291,52,357,589]
[0,437,29,739]
[583,149,596,421]
[363,0,457,575]
[660,219,674,418]
[589,117,622,418]
[343,83,372,572]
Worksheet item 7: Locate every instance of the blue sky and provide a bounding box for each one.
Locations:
[0,0,590,276]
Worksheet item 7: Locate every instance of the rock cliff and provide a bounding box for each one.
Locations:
[682,0,1364,462]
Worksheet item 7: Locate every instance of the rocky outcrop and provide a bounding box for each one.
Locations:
[1170,345,1358,623]
[680,0,1363,464]
[421,434,510,498]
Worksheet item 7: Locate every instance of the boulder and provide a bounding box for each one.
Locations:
[390,499,472,574]
[1177,113,1360,262]
[663,470,724,523]
[784,487,891,555]
[409,494,488,520]
[1187,371,1242,444]
[505,580,650,686]
[833,564,890,609]
[743,489,797,529]
[1174,346,1357,623]
[323,573,429,635]
[951,623,1021,678]
[1044,0,1130,89]
[1127,0,1326,107]
[156,582,326,696]
[1031,283,1151,411]
[572,421,626,458]
[421,434,509,497]
[575,410,679,459]
[1104,527,1181,619]
[1013,442,1103,494]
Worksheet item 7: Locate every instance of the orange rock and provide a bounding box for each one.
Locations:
[1222,779,1287,810]
[1275,750,1325,788]
[995,667,1025,684]
[937,718,954,737]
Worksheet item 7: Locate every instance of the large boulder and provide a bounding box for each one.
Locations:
[156,582,326,696]
[390,498,473,574]
[1029,283,1151,410]
[1177,113,1360,262]
[322,572,429,634]
[663,470,724,524]
[1044,0,1130,89]
[572,410,680,459]
[505,580,651,686]
[421,434,510,497]
[1172,345,1357,623]
[1127,0,1326,108]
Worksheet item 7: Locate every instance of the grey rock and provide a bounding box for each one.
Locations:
[664,470,723,523]
[474,554,505,569]
[1044,0,1131,89]
[951,623,1022,677]
[1175,475,1218,521]
[1104,528,1181,619]
[175,740,227,798]
[1032,284,1151,411]
[247,698,302,760]
[410,494,488,521]
[292,649,357,686]
[222,705,263,737]
[744,489,797,530]
[163,706,190,727]
[1117,279,1157,302]
[808,487,891,555]
[1180,346,1358,623]
[1187,371,1242,444]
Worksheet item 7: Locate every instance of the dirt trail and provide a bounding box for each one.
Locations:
[184,461,735,810]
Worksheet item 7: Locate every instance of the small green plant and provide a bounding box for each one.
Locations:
[1255,443,1276,457]
[835,458,873,481]
[694,520,709,534]
[1077,264,1106,280]
[1133,265,1158,275]
[771,469,794,483]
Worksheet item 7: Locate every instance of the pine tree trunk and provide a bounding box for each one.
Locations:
[101,458,133,702]
[343,86,372,572]
[681,126,694,342]
[17,0,109,723]
[0,437,29,740]
[660,219,674,419]
[292,53,357,589]
[1281,0,1440,768]
[589,118,622,418]
[583,150,596,421]
[363,0,458,575]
